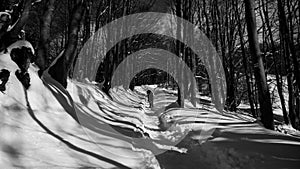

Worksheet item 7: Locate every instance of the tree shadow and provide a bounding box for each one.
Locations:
[23,84,131,169]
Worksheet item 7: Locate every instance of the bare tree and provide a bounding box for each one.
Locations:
[36,0,56,76]
[48,0,86,88]
[261,0,289,124]
[244,0,274,129]
[0,0,36,51]
[235,0,256,117]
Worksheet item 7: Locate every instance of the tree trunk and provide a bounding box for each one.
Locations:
[244,0,274,130]
[48,0,86,88]
[8,0,33,39]
[278,0,299,128]
[235,2,256,117]
[175,0,184,107]
[0,0,34,50]
[278,0,300,91]
[281,31,297,128]
[103,0,113,94]
[36,0,56,76]
[262,0,289,124]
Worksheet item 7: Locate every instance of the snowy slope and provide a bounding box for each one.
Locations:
[1,48,300,168]
[0,51,159,168]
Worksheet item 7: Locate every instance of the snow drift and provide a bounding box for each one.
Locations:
[1,41,300,169]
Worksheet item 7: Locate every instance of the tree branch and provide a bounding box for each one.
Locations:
[9,0,33,39]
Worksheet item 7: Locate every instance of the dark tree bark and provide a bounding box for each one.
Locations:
[235,0,256,118]
[214,0,237,112]
[102,0,113,94]
[8,0,33,39]
[277,0,300,91]
[48,0,86,88]
[189,1,196,107]
[175,0,184,107]
[284,50,296,128]
[0,0,34,51]
[262,0,289,124]
[244,0,274,130]
[227,0,238,112]
[0,0,9,11]
[36,0,56,76]
[278,0,299,128]
[83,0,92,43]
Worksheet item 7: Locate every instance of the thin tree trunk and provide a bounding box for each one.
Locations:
[103,0,113,93]
[244,0,274,129]
[189,2,196,107]
[281,26,296,128]
[175,0,184,107]
[235,0,256,117]
[262,0,289,124]
[37,0,56,76]
[278,0,300,91]
[48,0,86,88]
[278,0,298,128]
[83,0,91,43]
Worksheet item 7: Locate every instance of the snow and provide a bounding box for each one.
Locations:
[1,49,159,168]
[1,48,300,168]
[5,40,35,55]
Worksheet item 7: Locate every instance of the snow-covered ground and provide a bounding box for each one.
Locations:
[1,48,300,168]
[238,75,299,135]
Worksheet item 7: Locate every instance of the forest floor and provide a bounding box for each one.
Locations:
[1,53,300,169]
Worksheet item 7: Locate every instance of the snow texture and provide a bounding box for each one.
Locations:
[1,42,300,168]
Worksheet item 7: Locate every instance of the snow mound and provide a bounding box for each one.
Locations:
[5,40,35,55]
[1,48,300,168]
[0,51,160,168]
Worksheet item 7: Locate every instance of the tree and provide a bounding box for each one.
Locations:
[48,0,86,88]
[36,0,56,76]
[235,0,256,118]
[244,0,274,129]
[0,0,36,51]
[261,0,289,124]
[0,0,86,89]
[277,0,300,129]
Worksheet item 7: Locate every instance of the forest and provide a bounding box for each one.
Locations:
[0,0,300,168]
